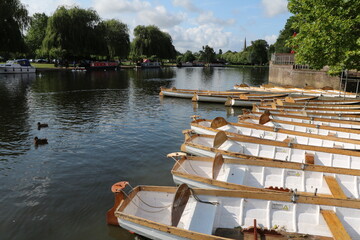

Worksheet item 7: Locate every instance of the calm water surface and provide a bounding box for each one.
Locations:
[0,67,268,240]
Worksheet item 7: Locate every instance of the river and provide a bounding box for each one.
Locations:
[0,66,268,240]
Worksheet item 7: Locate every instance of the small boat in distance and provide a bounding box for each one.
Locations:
[0,59,36,73]
[136,59,161,68]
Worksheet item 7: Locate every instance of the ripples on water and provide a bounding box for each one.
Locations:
[0,67,268,240]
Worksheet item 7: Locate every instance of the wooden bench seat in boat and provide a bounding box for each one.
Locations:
[177,197,218,235]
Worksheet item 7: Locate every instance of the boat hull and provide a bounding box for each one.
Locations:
[0,66,36,73]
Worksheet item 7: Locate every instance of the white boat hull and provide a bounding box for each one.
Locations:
[191,120,360,149]
[119,218,188,240]
[115,185,360,239]
[0,66,36,73]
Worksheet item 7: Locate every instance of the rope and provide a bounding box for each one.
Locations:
[121,187,172,214]
[189,188,219,205]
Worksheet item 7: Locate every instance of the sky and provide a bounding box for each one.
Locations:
[20,0,292,53]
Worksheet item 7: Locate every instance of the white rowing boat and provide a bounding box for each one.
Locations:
[160,87,291,104]
[107,182,360,239]
[171,153,360,199]
[257,104,360,114]
[241,110,360,129]
[181,131,360,170]
[159,87,247,99]
[252,105,360,121]
[224,96,317,107]
[190,117,360,149]
[239,111,360,140]
[233,84,358,98]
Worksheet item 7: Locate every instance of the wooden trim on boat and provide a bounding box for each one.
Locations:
[253,108,360,118]
[179,152,360,177]
[240,115,360,135]
[119,185,360,209]
[172,184,191,227]
[192,119,360,148]
[116,212,231,240]
[323,176,347,199]
[212,153,224,180]
[242,111,360,126]
[259,105,360,112]
[320,210,352,240]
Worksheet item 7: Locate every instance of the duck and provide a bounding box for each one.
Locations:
[34,137,48,145]
[37,122,48,130]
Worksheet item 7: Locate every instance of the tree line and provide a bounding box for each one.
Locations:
[2,0,358,72]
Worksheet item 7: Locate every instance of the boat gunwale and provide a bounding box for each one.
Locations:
[243,112,360,126]
[191,118,360,145]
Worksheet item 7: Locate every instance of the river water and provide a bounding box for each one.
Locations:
[0,67,268,240]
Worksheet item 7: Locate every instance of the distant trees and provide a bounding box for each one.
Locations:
[0,0,29,55]
[248,40,269,65]
[220,39,269,65]
[131,25,176,60]
[181,50,196,62]
[288,0,360,73]
[199,45,216,63]
[25,13,48,58]
[101,19,130,59]
[41,6,105,59]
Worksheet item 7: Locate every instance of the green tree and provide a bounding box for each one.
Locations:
[0,0,29,54]
[131,25,176,60]
[101,19,130,59]
[273,16,298,53]
[182,50,195,62]
[199,45,216,63]
[288,0,360,73]
[25,13,48,58]
[41,6,104,59]
[249,39,269,65]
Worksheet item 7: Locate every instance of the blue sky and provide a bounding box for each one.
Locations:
[21,0,291,53]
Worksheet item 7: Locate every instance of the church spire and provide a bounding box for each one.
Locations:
[243,37,247,50]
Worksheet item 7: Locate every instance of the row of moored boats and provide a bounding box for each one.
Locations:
[107,84,360,240]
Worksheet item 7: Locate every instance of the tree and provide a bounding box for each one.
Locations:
[199,45,216,63]
[182,50,195,62]
[273,16,298,53]
[131,25,176,60]
[288,0,360,73]
[0,0,29,54]
[25,13,48,58]
[249,39,269,65]
[101,19,130,59]
[41,6,104,59]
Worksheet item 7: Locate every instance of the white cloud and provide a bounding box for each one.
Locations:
[172,0,199,12]
[92,0,184,28]
[171,25,232,52]
[196,11,235,26]
[92,0,151,15]
[265,34,278,45]
[138,6,185,28]
[261,0,288,17]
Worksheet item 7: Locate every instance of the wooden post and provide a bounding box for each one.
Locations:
[254,219,257,240]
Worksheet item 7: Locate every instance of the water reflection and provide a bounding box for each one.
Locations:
[0,67,268,240]
[0,73,36,159]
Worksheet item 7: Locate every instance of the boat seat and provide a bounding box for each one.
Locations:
[178,198,218,235]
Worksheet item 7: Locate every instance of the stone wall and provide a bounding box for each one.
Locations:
[269,62,341,90]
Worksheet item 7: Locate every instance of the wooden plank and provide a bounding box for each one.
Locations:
[184,140,360,177]
[323,176,347,199]
[320,209,351,240]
